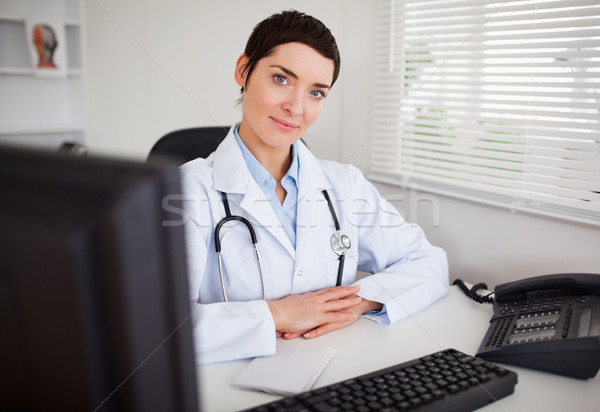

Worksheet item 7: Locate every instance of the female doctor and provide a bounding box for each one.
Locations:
[180,10,449,364]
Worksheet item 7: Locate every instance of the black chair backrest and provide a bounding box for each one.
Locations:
[58,142,89,156]
[147,126,229,165]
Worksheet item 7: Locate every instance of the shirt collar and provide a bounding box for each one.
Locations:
[234,124,299,188]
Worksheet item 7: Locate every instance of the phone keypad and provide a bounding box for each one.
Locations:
[520,297,564,313]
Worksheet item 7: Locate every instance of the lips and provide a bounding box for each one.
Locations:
[270,117,299,132]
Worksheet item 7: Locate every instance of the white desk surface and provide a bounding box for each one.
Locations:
[198,286,600,411]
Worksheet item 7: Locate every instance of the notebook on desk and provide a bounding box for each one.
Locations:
[232,342,336,396]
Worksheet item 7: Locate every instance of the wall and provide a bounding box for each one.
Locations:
[84,0,599,288]
[338,0,376,173]
[375,183,600,287]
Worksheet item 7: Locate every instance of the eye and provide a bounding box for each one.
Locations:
[273,74,288,85]
[310,90,326,99]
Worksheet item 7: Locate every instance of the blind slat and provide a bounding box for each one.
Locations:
[373,92,599,111]
[401,78,600,91]
[398,115,600,135]
[400,4,599,23]
[397,39,600,52]
[397,0,599,14]
[396,102,600,123]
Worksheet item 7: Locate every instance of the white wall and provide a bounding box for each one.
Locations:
[375,183,600,287]
[338,0,376,173]
[84,0,599,288]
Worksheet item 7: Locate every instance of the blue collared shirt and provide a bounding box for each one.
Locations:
[233,126,299,249]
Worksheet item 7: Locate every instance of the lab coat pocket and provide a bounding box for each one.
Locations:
[325,252,359,287]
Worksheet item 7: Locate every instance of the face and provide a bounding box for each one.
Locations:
[235,42,335,153]
[33,26,44,54]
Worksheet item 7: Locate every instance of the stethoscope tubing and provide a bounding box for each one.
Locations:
[322,190,341,231]
[323,190,349,286]
[215,193,266,302]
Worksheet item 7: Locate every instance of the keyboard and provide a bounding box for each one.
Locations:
[242,348,517,412]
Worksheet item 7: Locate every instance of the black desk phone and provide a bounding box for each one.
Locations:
[458,273,600,379]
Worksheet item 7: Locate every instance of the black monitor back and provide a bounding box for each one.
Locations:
[0,145,198,411]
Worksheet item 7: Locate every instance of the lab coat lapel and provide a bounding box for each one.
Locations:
[295,142,333,264]
[212,130,248,194]
[213,129,295,258]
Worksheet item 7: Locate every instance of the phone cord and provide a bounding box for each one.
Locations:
[453,278,495,304]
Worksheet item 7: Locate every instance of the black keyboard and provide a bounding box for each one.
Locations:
[242,348,517,412]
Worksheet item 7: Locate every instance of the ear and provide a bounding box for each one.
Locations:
[234,54,249,88]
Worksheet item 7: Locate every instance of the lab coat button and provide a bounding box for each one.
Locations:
[297,270,303,277]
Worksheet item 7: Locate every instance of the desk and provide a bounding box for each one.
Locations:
[198,286,600,411]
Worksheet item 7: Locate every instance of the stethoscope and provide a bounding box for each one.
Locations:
[214,190,351,302]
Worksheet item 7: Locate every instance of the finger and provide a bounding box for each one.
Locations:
[313,285,360,298]
[303,318,354,339]
[322,295,362,312]
[312,287,337,295]
[320,310,359,326]
[320,285,361,302]
[282,331,304,340]
[276,331,283,338]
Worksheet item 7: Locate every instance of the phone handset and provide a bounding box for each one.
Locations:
[455,273,600,305]
[494,273,600,302]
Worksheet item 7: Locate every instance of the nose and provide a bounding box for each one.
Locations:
[282,91,303,117]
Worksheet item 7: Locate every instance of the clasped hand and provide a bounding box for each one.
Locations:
[266,285,382,340]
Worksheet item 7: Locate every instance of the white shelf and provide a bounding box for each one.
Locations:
[0,125,85,136]
[0,14,80,26]
[0,67,82,76]
[0,14,21,22]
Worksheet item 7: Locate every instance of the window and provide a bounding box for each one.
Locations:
[370,0,600,225]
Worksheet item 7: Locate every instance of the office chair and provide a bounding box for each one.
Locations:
[58,141,89,156]
[147,126,229,165]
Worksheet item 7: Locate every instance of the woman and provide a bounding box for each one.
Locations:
[181,10,448,364]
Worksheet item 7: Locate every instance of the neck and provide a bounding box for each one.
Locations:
[238,123,292,183]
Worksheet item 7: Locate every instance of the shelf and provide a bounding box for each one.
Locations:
[0,14,80,26]
[0,67,82,76]
[0,14,21,22]
[0,125,86,136]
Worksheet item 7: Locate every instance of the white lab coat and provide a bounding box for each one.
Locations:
[180,126,449,364]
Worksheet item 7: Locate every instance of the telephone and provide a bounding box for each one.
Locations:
[459,273,600,379]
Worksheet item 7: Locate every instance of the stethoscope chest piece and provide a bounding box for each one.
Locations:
[331,232,351,256]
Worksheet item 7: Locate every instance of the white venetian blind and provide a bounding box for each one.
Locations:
[370,0,600,225]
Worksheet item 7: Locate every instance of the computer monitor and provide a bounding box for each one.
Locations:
[0,145,199,411]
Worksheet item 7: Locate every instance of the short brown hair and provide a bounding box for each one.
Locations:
[240,10,340,94]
